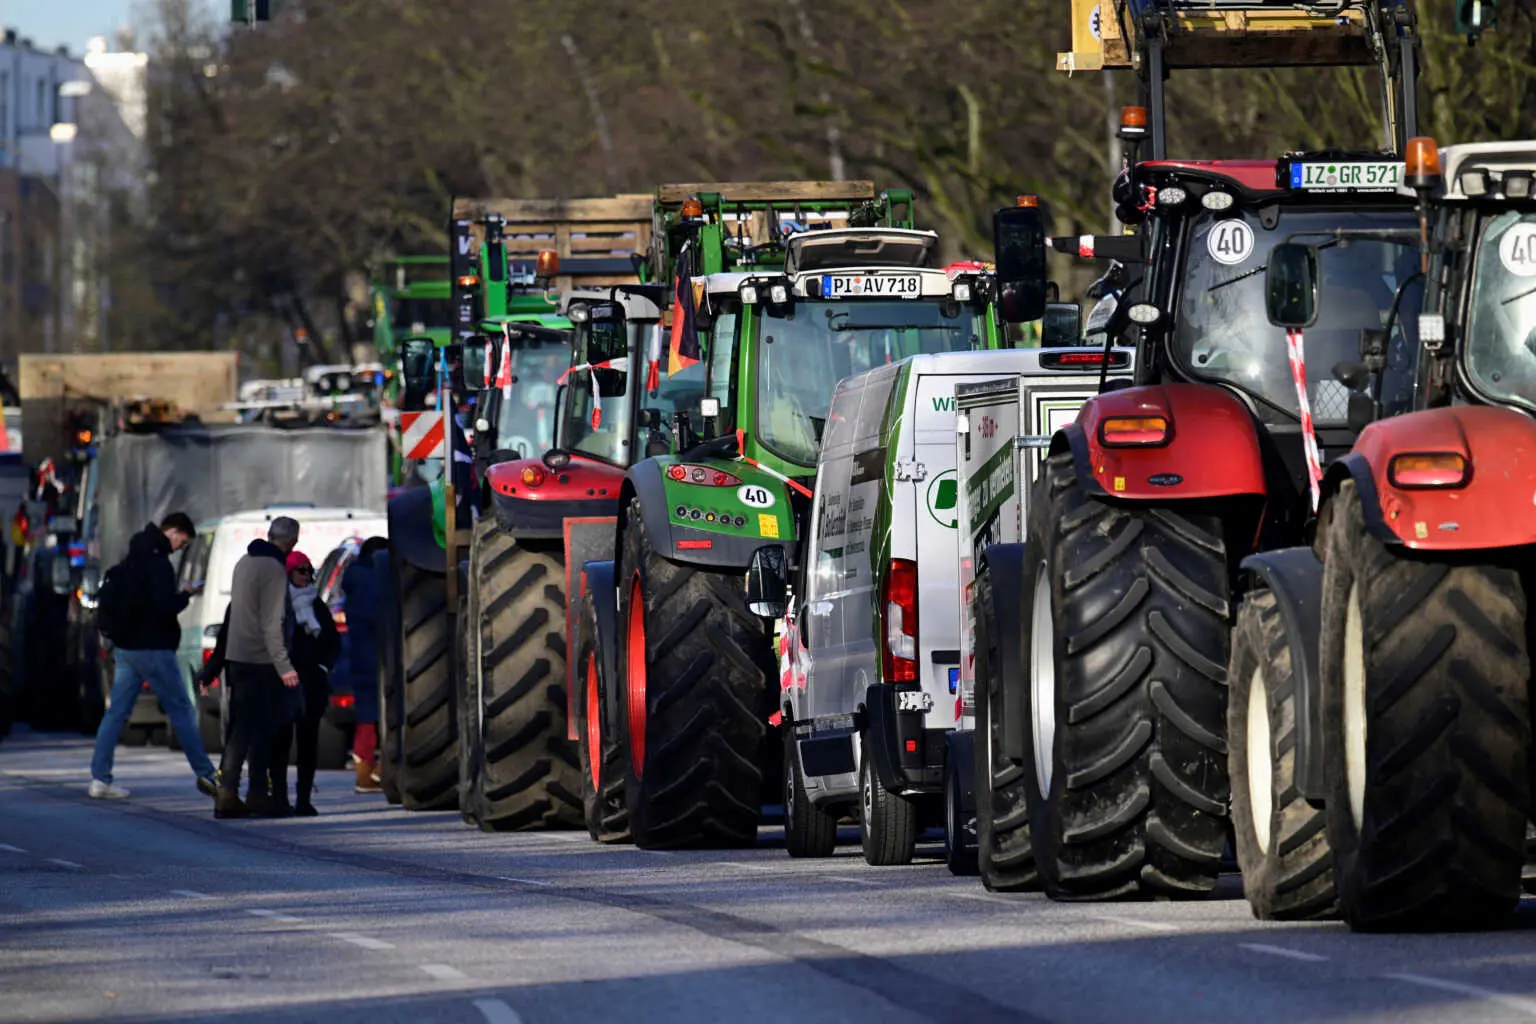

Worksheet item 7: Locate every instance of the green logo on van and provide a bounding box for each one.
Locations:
[927,470,958,529]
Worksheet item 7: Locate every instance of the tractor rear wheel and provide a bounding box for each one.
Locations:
[1321,481,1530,931]
[456,591,481,826]
[467,521,582,831]
[1228,590,1336,920]
[576,585,630,843]
[397,558,458,811]
[619,497,773,849]
[1030,452,1231,900]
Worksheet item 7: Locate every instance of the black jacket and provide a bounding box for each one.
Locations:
[112,523,191,652]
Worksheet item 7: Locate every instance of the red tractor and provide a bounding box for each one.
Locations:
[1239,137,1536,931]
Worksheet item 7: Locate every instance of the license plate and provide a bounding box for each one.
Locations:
[822,273,922,299]
[1290,161,1403,193]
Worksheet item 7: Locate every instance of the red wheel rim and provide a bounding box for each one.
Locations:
[625,574,646,779]
[585,651,601,792]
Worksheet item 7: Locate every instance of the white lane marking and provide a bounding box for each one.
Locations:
[495,876,552,887]
[826,876,884,887]
[1085,913,1179,933]
[474,998,525,1024]
[1386,973,1536,1018]
[47,858,84,869]
[419,963,468,981]
[171,889,213,899]
[330,932,395,950]
[0,843,27,853]
[948,890,1016,905]
[245,909,302,923]
[1239,943,1327,963]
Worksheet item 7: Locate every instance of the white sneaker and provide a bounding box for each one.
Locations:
[88,779,130,800]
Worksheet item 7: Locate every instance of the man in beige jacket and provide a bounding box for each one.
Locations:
[215,517,301,818]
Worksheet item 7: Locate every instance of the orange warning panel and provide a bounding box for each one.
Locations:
[1057,1,1373,74]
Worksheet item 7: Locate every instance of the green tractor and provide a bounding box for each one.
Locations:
[382,196,651,811]
[571,181,1023,847]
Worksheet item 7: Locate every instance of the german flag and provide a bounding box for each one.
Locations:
[667,241,704,375]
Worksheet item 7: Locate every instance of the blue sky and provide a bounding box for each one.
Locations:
[4,0,222,54]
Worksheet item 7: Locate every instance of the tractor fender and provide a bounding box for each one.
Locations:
[624,458,787,570]
[1324,406,1536,552]
[1238,547,1327,803]
[486,453,625,541]
[386,484,445,575]
[977,542,1031,766]
[580,558,621,741]
[1058,383,1267,502]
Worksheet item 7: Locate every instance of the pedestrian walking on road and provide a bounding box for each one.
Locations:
[271,550,338,816]
[215,517,301,819]
[88,514,217,800]
[342,537,387,794]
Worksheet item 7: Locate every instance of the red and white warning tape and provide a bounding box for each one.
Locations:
[1285,327,1323,512]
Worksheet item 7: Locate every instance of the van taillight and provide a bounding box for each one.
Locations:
[881,559,918,683]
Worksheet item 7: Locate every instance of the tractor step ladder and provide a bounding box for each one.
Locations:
[1059,0,1420,158]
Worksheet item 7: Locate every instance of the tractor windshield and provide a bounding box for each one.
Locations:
[1174,209,1421,425]
[562,317,639,465]
[392,297,454,331]
[1464,209,1536,413]
[495,334,570,459]
[756,298,978,465]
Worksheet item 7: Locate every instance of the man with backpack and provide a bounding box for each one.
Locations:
[88,513,218,800]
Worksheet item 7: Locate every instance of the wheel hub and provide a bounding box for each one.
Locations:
[1247,665,1274,852]
[1344,580,1368,831]
[625,575,647,779]
[1030,569,1057,799]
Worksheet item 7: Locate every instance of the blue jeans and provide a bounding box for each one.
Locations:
[90,648,216,784]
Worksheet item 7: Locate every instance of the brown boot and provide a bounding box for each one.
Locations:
[213,789,248,819]
[355,759,382,794]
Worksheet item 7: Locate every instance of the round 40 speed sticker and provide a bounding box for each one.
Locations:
[738,484,775,509]
[1207,219,1255,266]
[1499,223,1536,277]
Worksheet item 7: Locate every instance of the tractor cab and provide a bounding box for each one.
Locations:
[725,226,1003,471]
[555,286,667,466]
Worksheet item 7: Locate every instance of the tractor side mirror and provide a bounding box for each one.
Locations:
[1040,302,1083,347]
[461,337,489,392]
[401,337,437,396]
[992,205,1046,324]
[1265,243,1319,329]
[745,545,789,619]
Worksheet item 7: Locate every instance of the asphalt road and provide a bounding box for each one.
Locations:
[4,729,1536,1024]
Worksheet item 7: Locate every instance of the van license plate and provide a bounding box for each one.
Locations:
[823,274,922,299]
[1289,161,1403,192]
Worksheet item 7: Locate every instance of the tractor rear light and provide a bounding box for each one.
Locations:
[881,559,918,684]
[330,694,355,708]
[1041,350,1129,370]
[202,648,215,665]
[333,609,347,634]
[1099,415,1169,447]
[522,465,547,487]
[667,464,741,487]
[1389,452,1468,489]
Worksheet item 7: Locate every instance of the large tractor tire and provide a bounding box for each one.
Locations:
[456,588,482,825]
[784,727,838,858]
[973,569,1039,892]
[576,585,630,843]
[1029,452,1230,900]
[1228,590,1336,920]
[465,521,582,831]
[1320,481,1530,931]
[618,497,774,849]
[397,558,458,811]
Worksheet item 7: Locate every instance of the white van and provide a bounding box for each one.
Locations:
[176,505,387,750]
[783,349,1091,866]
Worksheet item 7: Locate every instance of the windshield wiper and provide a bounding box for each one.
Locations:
[1208,238,1342,293]
[1502,282,1536,305]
